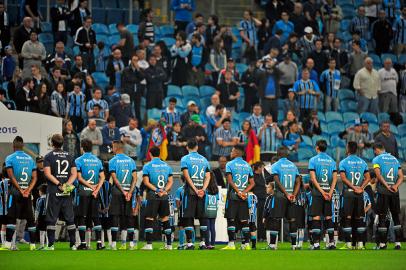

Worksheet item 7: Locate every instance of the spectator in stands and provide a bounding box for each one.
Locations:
[188,22,206,46]
[348,40,367,83]
[74,16,96,73]
[374,120,399,157]
[329,38,348,74]
[217,25,237,59]
[138,8,155,47]
[105,85,121,106]
[378,58,398,113]
[241,62,259,112]
[272,11,294,44]
[303,0,320,32]
[110,94,133,128]
[29,64,50,92]
[171,0,196,34]
[237,120,253,149]
[106,48,125,91]
[180,100,197,125]
[309,40,328,76]
[0,2,10,54]
[282,89,299,120]
[299,58,318,82]
[212,118,238,160]
[188,33,205,86]
[145,54,166,109]
[171,31,191,87]
[255,58,281,120]
[50,82,66,117]
[86,87,109,121]
[36,82,51,115]
[212,156,227,188]
[257,114,283,160]
[350,5,369,40]
[320,0,342,34]
[100,116,120,160]
[2,46,16,81]
[365,0,380,26]
[217,57,239,84]
[80,119,103,156]
[344,119,369,156]
[21,31,46,78]
[348,30,368,54]
[7,67,23,102]
[186,13,203,35]
[181,114,208,156]
[161,97,181,130]
[216,70,240,112]
[302,110,322,137]
[116,23,134,65]
[320,58,341,112]
[282,121,302,152]
[353,57,380,115]
[66,83,86,132]
[400,64,406,113]
[298,27,317,60]
[63,120,80,158]
[70,0,91,36]
[52,57,71,81]
[205,14,220,49]
[167,122,187,161]
[264,0,284,27]
[361,119,374,144]
[247,104,264,134]
[120,118,142,160]
[290,2,306,36]
[277,55,297,98]
[15,77,36,112]
[372,10,393,56]
[323,33,336,53]
[71,55,87,76]
[263,28,282,56]
[46,41,72,71]
[24,0,41,28]
[49,67,65,91]
[293,68,321,122]
[382,0,401,24]
[239,10,262,63]
[0,88,15,110]
[13,17,33,68]
[206,94,220,118]
[88,104,104,124]
[393,6,406,56]
[50,0,71,45]
[121,54,144,121]
[77,74,92,102]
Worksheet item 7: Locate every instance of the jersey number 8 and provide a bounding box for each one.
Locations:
[157,175,166,189]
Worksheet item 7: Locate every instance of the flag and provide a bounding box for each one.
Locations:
[146,124,168,161]
[246,129,260,164]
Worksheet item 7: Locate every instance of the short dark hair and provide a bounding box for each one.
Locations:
[316,140,328,152]
[195,13,203,18]
[0,88,6,96]
[93,104,102,110]
[328,58,336,63]
[215,104,224,111]
[169,97,177,104]
[347,141,358,155]
[373,142,385,151]
[37,184,47,194]
[81,139,93,152]
[187,138,198,149]
[149,146,160,158]
[234,145,245,154]
[51,134,64,149]
[13,136,24,150]
[23,78,33,86]
[222,118,231,124]
[107,116,116,123]
[252,161,265,171]
[277,146,289,158]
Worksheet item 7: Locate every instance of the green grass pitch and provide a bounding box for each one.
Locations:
[1,242,406,270]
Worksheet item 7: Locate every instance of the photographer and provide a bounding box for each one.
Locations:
[257,113,283,161]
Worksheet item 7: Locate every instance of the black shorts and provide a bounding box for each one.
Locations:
[45,193,75,225]
[309,195,332,217]
[76,194,100,218]
[295,205,306,229]
[109,193,133,216]
[0,215,7,225]
[182,193,206,219]
[269,194,297,219]
[145,199,170,218]
[37,216,47,231]
[342,191,364,218]
[225,199,249,221]
[7,194,34,220]
[100,216,112,230]
[249,222,257,231]
[376,193,400,216]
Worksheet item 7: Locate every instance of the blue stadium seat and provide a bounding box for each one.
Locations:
[38,33,53,43]
[72,46,80,56]
[327,121,345,136]
[360,112,378,124]
[368,123,379,133]
[96,34,109,44]
[362,148,374,162]
[401,112,406,123]
[399,54,406,65]
[41,22,52,33]
[232,119,240,130]
[238,112,250,122]
[127,24,139,35]
[106,9,127,25]
[231,27,240,37]
[301,135,312,146]
[398,124,406,138]
[277,110,285,123]
[160,25,175,37]
[341,100,358,112]
[92,8,107,24]
[200,97,211,110]
[381,53,397,64]
[92,72,109,90]
[167,85,182,97]
[108,35,121,46]
[338,89,354,101]
[330,135,346,148]
[93,23,109,35]
[182,85,200,97]
[147,108,162,121]
[92,0,102,7]
[325,111,343,123]
[298,148,316,162]
[368,53,382,66]
[343,112,359,124]
[378,112,390,123]
[317,112,326,122]
[160,37,176,48]
[390,124,398,135]
[312,135,330,146]
[199,85,216,97]
[109,24,119,35]
[101,0,118,8]
[400,137,406,149]
[236,63,248,74]
[339,19,351,31]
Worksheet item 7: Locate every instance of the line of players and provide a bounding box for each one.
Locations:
[0,134,403,251]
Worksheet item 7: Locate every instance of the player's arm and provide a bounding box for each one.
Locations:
[128,171,138,197]
[202,171,211,191]
[93,171,105,196]
[44,166,63,191]
[25,170,37,196]
[292,175,301,198]
[243,176,255,194]
[328,171,338,199]
[227,173,240,194]
[164,175,174,194]
[392,168,404,192]
[360,171,371,190]
[142,175,158,192]
[6,168,23,195]
[67,167,78,186]
[183,168,198,194]
[340,171,358,191]
[309,170,326,196]
[111,172,126,194]
[77,171,95,189]
[373,166,392,191]
[273,174,290,198]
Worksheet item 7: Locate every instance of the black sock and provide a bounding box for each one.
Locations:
[47,227,56,247]
[251,235,257,248]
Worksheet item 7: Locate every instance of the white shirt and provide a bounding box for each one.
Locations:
[58,7,67,31]
[353,67,381,99]
[378,67,398,96]
[119,126,142,157]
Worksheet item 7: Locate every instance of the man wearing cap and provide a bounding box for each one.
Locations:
[181,114,208,156]
[110,94,134,128]
[298,27,317,59]
[212,118,239,160]
[180,100,198,126]
[344,119,369,156]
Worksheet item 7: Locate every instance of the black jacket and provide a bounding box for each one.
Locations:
[70,7,90,36]
[213,167,227,188]
[13,26,31,54]
[50,5,71,32]
[74,26,96,52]
[144,65,166,94]
[105,58,126,86]
[121,65,145,95]
[309,50,328,75]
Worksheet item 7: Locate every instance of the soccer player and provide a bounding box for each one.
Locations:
[141,146,174,250]
[222,145,255,250]
[108,140,138,250]
[372,143,404,250]
[268,146,301,250]
[180,139,211,249]
[3,136,37,251]
[308,140,337,250]
[75,139,105,250]
[44,134,78,250]
[339,141,370,250]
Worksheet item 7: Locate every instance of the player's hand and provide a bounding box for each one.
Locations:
[197,189,205,198]
[287,194,295,202]
[22,189,30,198]
[321,191,330,201]
[123,191,130,201]
[92,189,99,198]
[390,185,398,193]
[353,186,363,194]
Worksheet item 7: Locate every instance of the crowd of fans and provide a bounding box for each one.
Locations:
[1,0,406,162]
